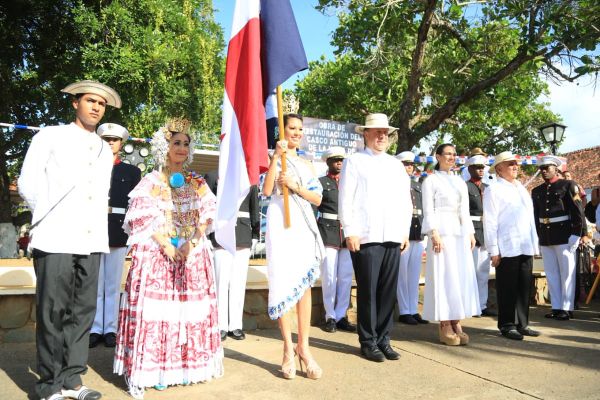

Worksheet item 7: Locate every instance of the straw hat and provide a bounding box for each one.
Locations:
[355,113,397,135]
[489,151,517,174]
[396,151,416,163]
[97,123,129,142]
[321,146,346,162]
[466,154,487,166]
[469,147,487,157]
[61,80,122,108]
[538,155,562,168]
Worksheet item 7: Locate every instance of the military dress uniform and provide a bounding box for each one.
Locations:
[318,173,354,328]
[206,170,260,339]
[532,173,586,318]
[466,178,492,313]
[396,178,428,322]
[92,158,141,341]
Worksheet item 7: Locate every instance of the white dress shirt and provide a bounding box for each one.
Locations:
[339,147,412,244]
[483,177,538,257]
[18,123,113,254]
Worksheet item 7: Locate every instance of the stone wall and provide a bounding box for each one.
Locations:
[0,295,36,343]
[0,276,549,343]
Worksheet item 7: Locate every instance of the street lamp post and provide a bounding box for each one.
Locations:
[539,122,567,155]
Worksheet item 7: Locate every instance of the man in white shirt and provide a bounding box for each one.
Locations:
[339,113,412,362]
[483,151,540,341]
[19,80,121,400]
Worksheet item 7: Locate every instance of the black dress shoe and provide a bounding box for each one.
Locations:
[501,329,524,340]
[323,318,337,333]
[398,314,418,325]
[481,308,497,317]
[517,327,540,337]
[228,329,246,340]
[545,309,560,319]
[104,332,117,347]
[220,330,227,341]
[88,333,102,348]
[360,345,386,362]
[336,317,357,332]
[378,344,401,360]
[555,310,570,320]
[412,313,429,324]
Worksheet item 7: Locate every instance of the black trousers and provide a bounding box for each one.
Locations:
[350,242,400,348]
[495,254,533,331]
[33,250,101,399]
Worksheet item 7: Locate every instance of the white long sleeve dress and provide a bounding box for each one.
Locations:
[421,171,481,321]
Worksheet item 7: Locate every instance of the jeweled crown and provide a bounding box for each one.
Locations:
[166,117,192,135]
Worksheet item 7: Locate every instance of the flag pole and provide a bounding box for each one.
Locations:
[276,85,291,228]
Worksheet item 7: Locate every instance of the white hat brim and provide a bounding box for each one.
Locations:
[62,80,122,108]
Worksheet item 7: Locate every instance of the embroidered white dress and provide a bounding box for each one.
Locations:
[266,157,325,319]
[421,171,480,321]
[113,171,223,389]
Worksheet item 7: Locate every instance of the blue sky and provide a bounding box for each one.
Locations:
[213,1,600,154]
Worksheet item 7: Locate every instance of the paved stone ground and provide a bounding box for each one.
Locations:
[1,302,599,400]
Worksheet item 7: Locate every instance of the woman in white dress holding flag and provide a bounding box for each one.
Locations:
[263,113,325,380]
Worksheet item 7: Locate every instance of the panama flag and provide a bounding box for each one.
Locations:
[215,0,308,253]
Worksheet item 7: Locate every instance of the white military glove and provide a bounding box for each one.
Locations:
[251,238,258,255]
[567,235,580,253]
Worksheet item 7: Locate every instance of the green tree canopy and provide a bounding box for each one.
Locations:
[0,0,224,224]
[297,0,600,155]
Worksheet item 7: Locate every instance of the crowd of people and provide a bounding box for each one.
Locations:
[17,81,592,400]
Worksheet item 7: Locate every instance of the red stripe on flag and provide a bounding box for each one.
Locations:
[224,18,269,185]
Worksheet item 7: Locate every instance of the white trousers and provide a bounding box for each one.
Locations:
[92,247,127,334]
[321,247,353,321]
[541,244,576,311]
[396,239,425,315]
[214,248,250,331]
[472,246,491,311]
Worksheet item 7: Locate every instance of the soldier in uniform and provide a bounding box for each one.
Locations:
[318,147,356,333]
[532,156,586,321]
[90,123,141,348]
[465,155,496,317]
[205,170,260,341]
[395,151,428,325]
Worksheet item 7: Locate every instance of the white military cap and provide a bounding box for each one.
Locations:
[97,123,129,142]
[321,146,346,161]
[466,155,487,166]
[395,151,416,163]
[538,155,562,168]
[61,80,122,108]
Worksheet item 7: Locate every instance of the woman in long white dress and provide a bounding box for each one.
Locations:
[422,143,480,346]
[262,113,325,380]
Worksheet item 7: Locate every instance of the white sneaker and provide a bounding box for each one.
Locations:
[61,385,102,400]
[128,385,144,400]
[42,393,67,400]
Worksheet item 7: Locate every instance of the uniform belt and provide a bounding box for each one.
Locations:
[539,215,569,224]
[321,212,339,220]
[108,207,126,214]
[470,216,482,222]
[412,209,422,216]
[237,211,250,218]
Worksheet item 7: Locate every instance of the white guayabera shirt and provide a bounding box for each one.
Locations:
[339,147,412,244]
[18,123,112,254]
[483,176,539,258]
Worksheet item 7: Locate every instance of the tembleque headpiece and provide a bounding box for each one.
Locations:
[151,118,194,169]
